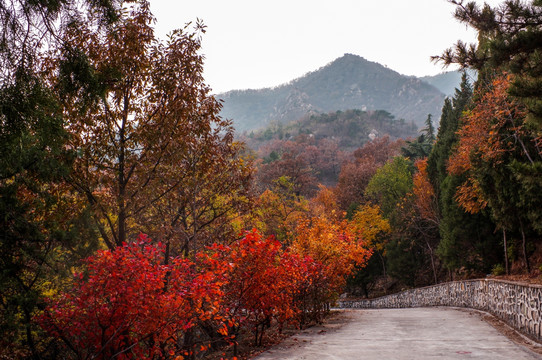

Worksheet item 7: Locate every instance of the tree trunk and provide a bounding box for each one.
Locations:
[503,229,509,275]
[183,328,195,360]
[362,282,369,298]
[425,239,438,284]
[117,108,127,247]
[164,241,170,265]
[378,252,386,277]
[24,308,38,360]
[519,220,531,273]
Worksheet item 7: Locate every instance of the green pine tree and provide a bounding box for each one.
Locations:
[427,74,500,275]
[435,0,542,273]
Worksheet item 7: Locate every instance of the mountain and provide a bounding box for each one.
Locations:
[217,54,446,133]
[420,70,478,97]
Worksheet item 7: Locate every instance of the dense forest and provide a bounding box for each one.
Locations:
[2,0,542,359]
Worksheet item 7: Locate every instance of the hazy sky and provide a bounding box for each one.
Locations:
[149,0,503,93]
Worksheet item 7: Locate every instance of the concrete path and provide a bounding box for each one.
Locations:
[254,308,542,359]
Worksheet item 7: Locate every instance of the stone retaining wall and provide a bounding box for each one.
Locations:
[338,279,542,342]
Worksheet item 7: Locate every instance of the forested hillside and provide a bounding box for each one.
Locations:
[245,109,418,152]
[241,109,419,196]
[219,54,446,132]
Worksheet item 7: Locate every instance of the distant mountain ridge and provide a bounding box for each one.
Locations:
[217,54,447,133]
[420,69,477,97]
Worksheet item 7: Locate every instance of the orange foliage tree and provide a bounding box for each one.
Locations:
[410,158,441,283]
[291,187,373,303]
[412,159,439,227]
[448,74,528,213]
[43,2,252,255]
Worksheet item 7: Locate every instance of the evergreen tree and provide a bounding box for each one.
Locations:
[436,0,542,272]
[422,114,436,142]
[426,74,500,275]
[0,1,120,357]
[0,66,97,359]
[437,175,500,273]
[436,0,542,130]
[401,114,436,161]
[427,74,472,194]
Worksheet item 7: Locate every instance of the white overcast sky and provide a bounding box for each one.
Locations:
[149,0,503,94]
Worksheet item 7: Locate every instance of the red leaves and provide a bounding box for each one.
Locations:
[208,230,307,330]
[37,234,224,359]
[38,229,367,357]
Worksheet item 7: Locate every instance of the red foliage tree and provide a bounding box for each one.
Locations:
[37,234,226,359]
[352,135,404,165]
[208,230,301,347]
[256,140,319,197]
[38,229,368,358]
[278,251,329,326]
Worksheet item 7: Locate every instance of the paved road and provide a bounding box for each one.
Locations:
[254,308,542,359]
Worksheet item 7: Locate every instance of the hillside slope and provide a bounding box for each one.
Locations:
[243,109,418,153]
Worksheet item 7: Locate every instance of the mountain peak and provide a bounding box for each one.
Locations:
[334,53,367,62]
[310,54,388,76]
[327,53,398,74]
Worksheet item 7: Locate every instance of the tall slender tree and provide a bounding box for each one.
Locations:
[46,2,253,257]
[401,114,435,161]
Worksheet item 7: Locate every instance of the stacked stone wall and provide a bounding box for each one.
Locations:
[338,279,542,342]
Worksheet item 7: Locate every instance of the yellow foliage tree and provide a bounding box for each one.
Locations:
[247,176,308,245]
[349,204,391,253]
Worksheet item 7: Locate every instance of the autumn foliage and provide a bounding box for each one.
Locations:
[412,159,438,225]
[209,230,316,346]
[37,225,370,358]
[291,188,373,300]
[13,0,542,358]
[448,74,528,213]
[37,234,227,359]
